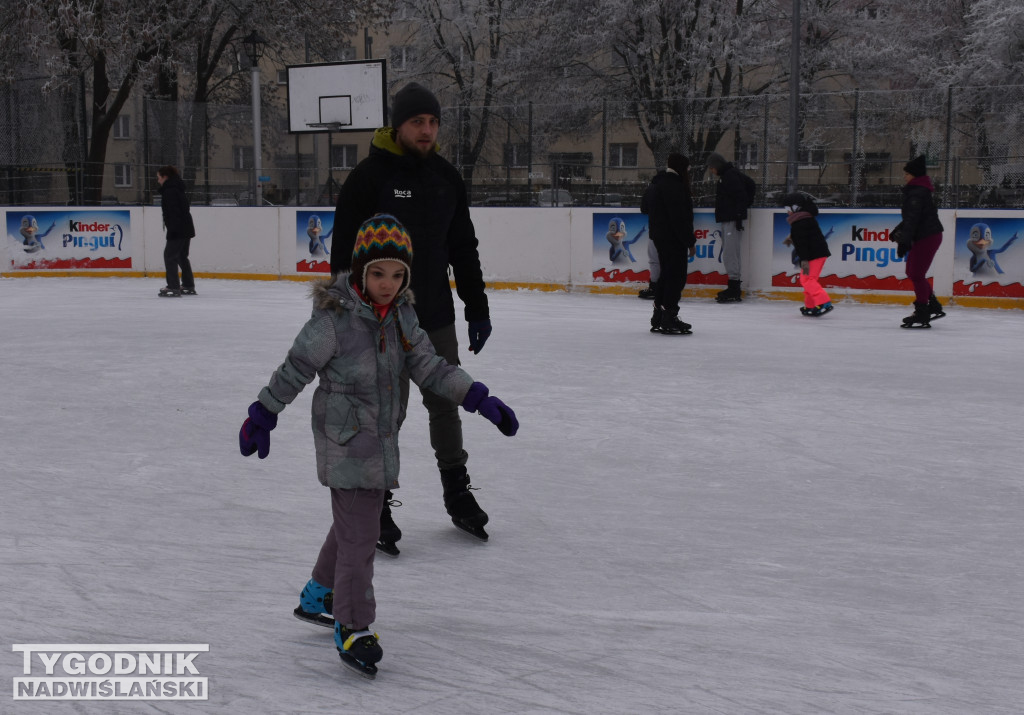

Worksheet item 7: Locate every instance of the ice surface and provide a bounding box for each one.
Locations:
[2,277,1023,714]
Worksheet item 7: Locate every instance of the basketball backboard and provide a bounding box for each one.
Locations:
[286,60,387,133]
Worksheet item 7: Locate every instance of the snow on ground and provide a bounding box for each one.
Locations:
[2,277,1023,714]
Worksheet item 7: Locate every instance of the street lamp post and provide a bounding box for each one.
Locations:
[243,31,266,206]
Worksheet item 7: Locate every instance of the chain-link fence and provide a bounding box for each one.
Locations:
[2,82,1023,208]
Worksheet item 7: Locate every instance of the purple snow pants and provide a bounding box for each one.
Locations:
[311,488,385,629]
[906,232,942,303]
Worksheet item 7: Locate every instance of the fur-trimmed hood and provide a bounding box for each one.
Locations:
[309,274,415,314]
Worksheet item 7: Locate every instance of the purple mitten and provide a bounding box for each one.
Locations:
[462,382,518,436]
[239,401,278,459]
[461,381,489,412]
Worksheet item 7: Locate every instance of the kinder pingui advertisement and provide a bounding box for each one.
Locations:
[591,211,724,284]
[297,211,334,273]
[6,210,132,270]
[771,211,913,291]
[953,217,1024,297]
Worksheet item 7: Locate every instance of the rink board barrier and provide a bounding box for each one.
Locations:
[3,205,1023,310]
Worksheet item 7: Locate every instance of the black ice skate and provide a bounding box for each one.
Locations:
[376,491,402,557]
[336,625,382,680]
[638,281,657,300]
[901,302,932,329]
[180,286,198,296]
[650,305,663,333]
[658,314,693,335]
[927,294,946,321]
[440,467,489,541]
[715,279,743,303]
[803,302,833,317]
[158,286,182,297]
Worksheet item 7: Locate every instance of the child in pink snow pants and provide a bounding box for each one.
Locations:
[781,192,833,317]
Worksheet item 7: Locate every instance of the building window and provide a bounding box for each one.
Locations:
[276,70,288,85]
[390,46,415,71]
[609,143,638,168]
[503,142,530,168]
[113,164,132,187]
[113,115,130,140]
[331,144,358,169]
[234,146,254,170]
[739,142,759,169]
[798,147,826,168]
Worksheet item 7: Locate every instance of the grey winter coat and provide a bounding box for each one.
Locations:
[256,276,475,490]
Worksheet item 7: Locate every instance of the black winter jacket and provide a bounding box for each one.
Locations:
[899,176,944,244]
[330,128,488,332]
[640,170,694,254]
[158,175,195,241]
[786,212,831,262]
[713,163,754,223]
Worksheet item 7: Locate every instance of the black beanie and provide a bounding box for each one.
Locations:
[667,153,690,174]
[706,152,728,172]
[390,83,441,129]
[904,155,927,177]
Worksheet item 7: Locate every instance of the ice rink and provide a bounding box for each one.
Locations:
[2,277,1023,714]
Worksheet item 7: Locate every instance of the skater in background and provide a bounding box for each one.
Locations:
[641,152,695,334]
[894,155,945,328]
[780,192,833,317]
[331,82,493,555]
[707,152,756,303]
[239,214,518,678]
[156,165,197,297]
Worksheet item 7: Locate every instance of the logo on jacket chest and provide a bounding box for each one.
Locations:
[394,189,412,199]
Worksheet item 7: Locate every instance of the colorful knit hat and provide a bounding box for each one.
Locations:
[350,214,414,296]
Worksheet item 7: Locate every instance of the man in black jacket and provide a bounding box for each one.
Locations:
[330,82,492,553]
[707,152,755,302]
[641,153,695,334]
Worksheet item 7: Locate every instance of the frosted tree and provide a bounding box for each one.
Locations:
[12,1,208,203]
[519,0,785,171]
[150,0,384,199]
[10,0,377,203]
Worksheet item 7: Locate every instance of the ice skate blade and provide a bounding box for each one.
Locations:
[293,606,335,628]
[376,541,400,557]
[900,323,931,329]
[340,652,378,680]
[453,520,489,541]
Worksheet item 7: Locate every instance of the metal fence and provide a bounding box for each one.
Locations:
[2,79,1023,209]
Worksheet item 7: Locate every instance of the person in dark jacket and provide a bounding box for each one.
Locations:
[330,82,492,553]
[156,165,197,297]
[781,193,833,317]
[707,152,755,302]
[641,152,695,334]
[895,155,945,328]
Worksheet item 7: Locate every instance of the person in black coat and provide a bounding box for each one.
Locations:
[707,152,755,302]
[156,165,196,297]
[894,155,945,327]
[780,193,833,317]
[641,153,695,334]
[330,82,492,551]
